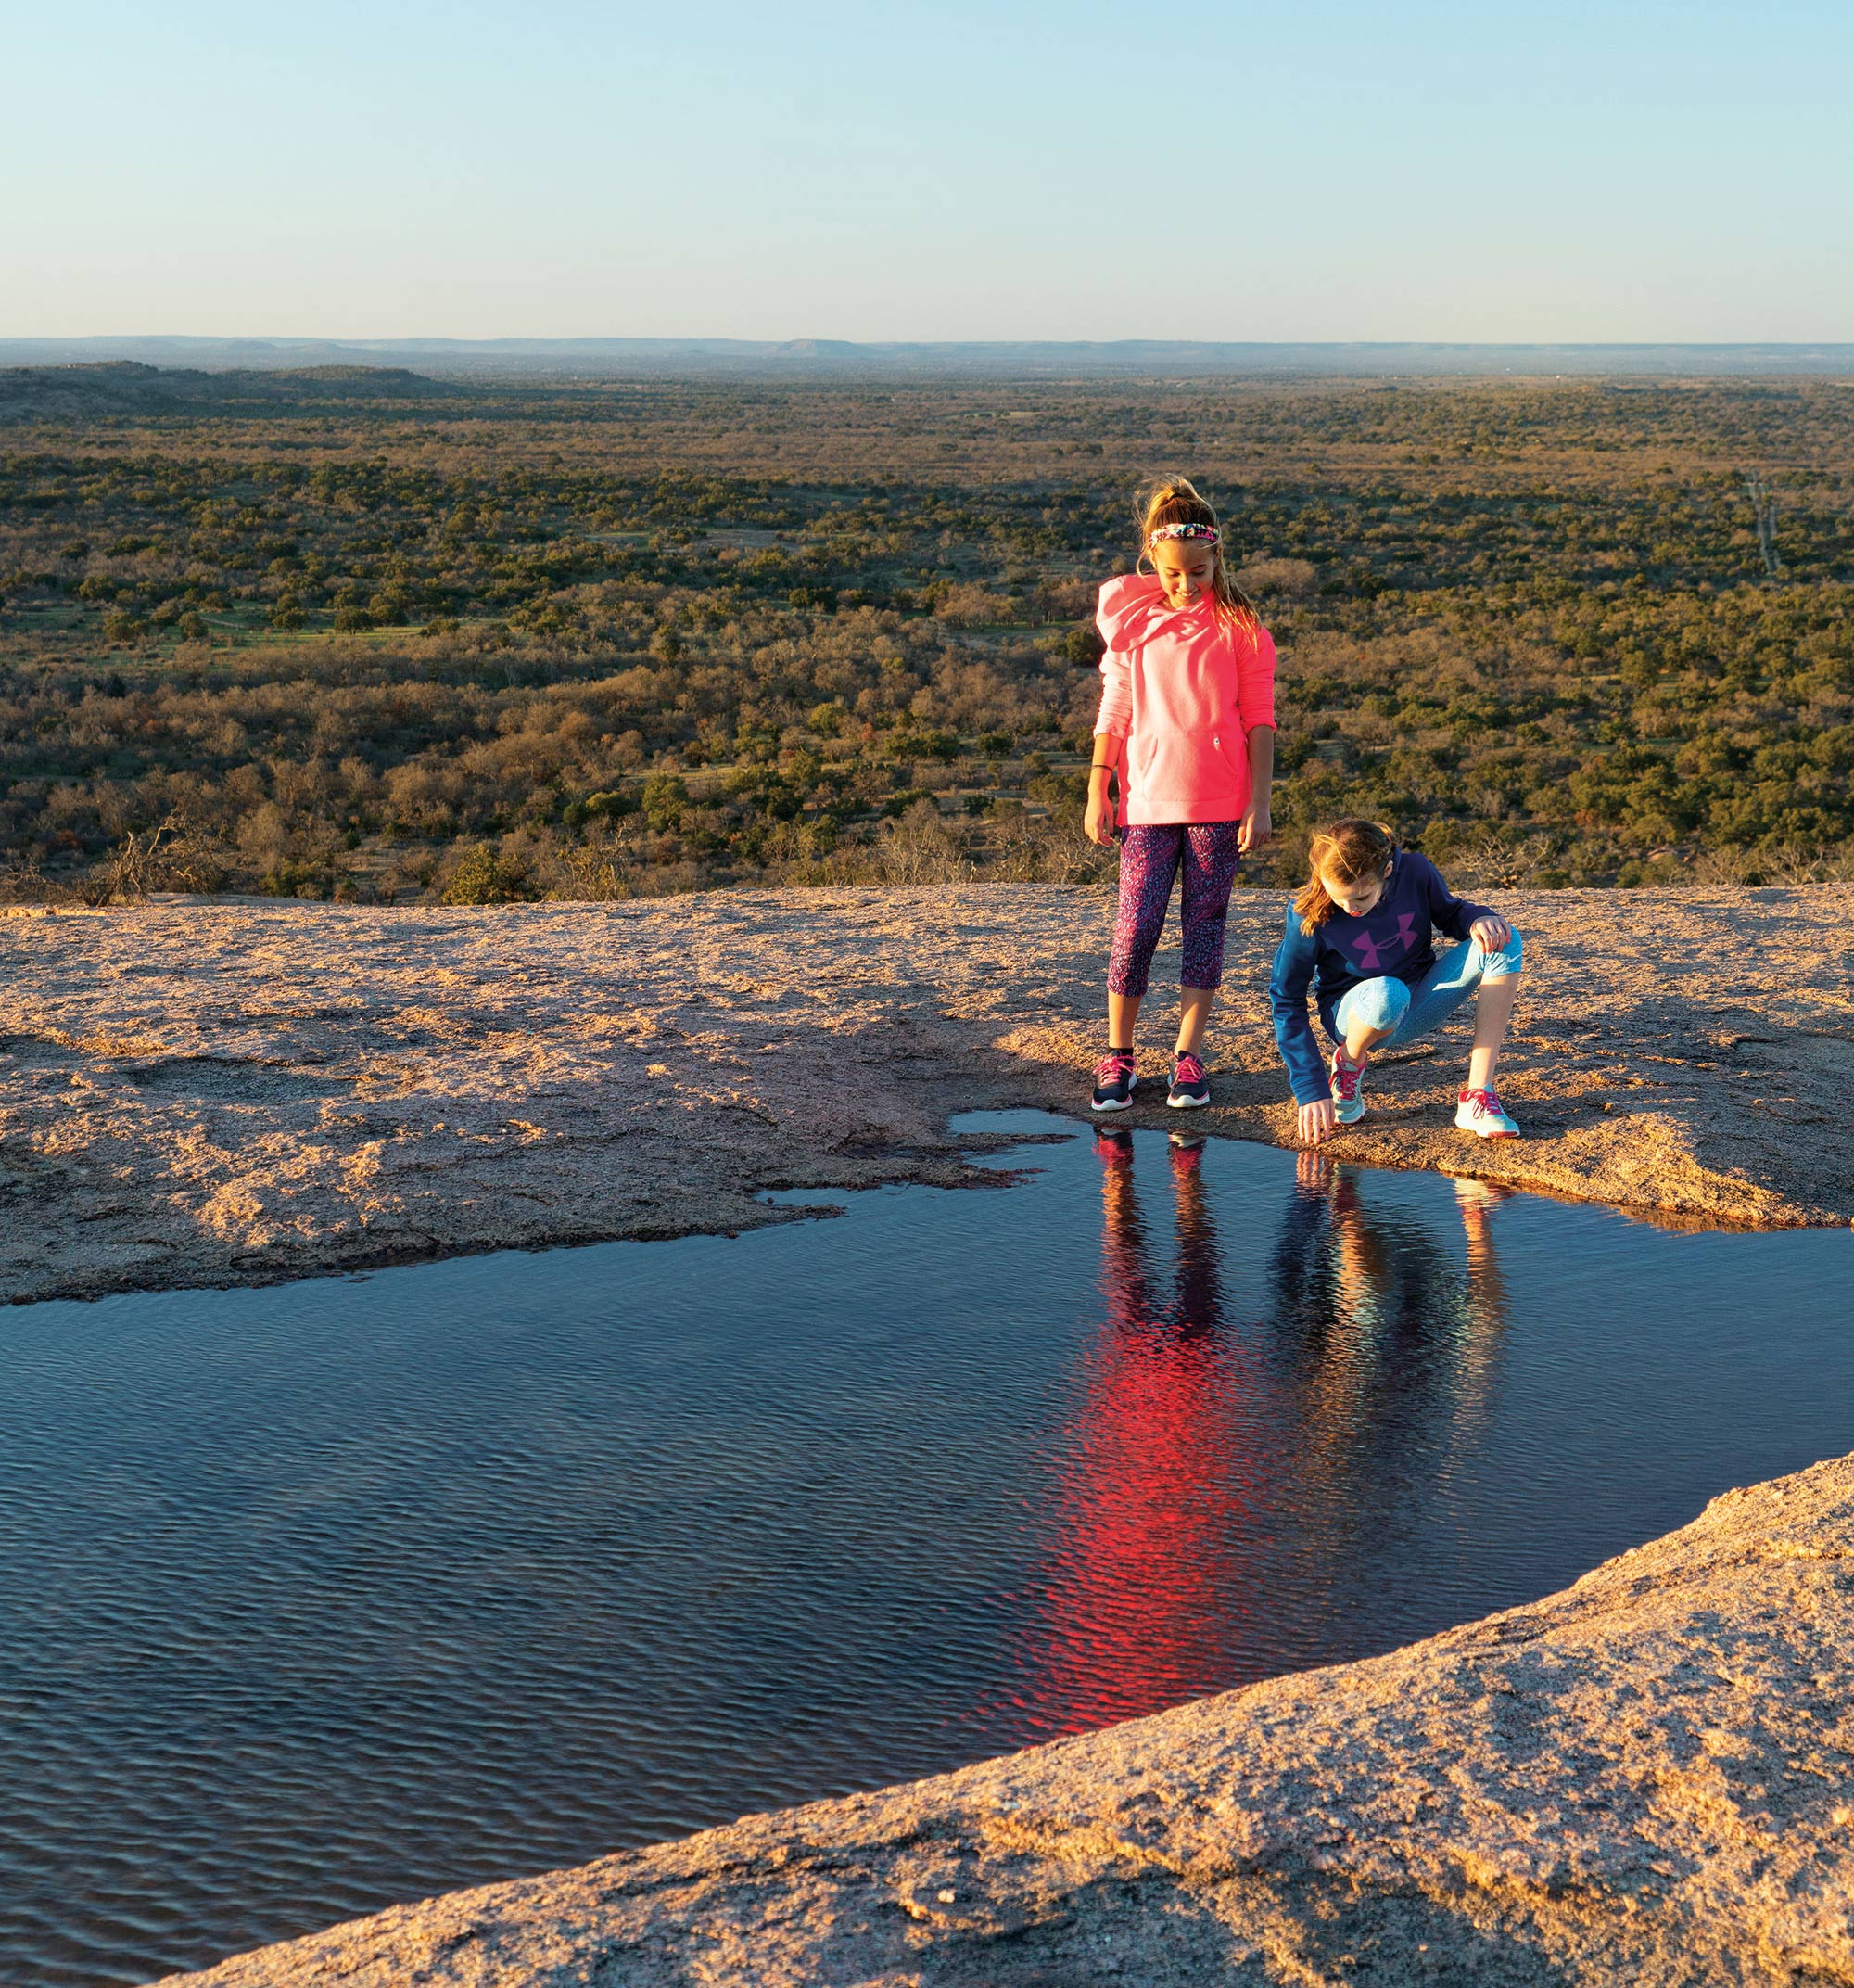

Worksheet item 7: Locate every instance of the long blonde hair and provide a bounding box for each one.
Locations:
[1135,477,1258,630]
[1295,820,1397,935]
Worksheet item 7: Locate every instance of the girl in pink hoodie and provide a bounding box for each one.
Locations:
[1085,478,1276,1113]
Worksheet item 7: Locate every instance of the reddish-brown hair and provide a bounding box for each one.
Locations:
[1295,819,1397,935]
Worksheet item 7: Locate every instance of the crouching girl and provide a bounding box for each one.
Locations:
[1271,820,1524,1142]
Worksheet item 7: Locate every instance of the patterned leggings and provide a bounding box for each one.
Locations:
[1107,822,1243,998]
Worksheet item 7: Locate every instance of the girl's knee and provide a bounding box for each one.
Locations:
[1109,910,1169,998]
[1119,906,1169,959]
[1481,926,1523,978]
[1347,975,1409,1034]
[1179,904,1230,962]
[1180,932,1229,991]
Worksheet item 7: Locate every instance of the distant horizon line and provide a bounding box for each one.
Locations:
[6,334,1852,381]
[6,336,1844,348]
[7,335,1852,350]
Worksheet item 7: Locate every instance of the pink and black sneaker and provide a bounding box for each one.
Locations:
[1168,1051,1210,1110]
[1091,1050,1137,1113]
[1455,1087,1520,1139]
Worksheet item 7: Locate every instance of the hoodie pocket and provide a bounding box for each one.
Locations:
[1128,727,1242,809]
[1128,731,1160,788]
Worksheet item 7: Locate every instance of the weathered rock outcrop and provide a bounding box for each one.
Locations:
[0,884,1848,1305]
[158,1447,1854,1984]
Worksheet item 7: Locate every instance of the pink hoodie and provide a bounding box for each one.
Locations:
[1092,573,1277,826]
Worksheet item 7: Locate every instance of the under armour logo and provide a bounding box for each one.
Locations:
[1351,913,1417,973]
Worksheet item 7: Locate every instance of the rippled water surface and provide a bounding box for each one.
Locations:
[4,1110,1851,1985]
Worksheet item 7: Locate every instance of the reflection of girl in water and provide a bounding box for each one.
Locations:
[999,1132,1517,1746]
[1096,1128,1225,1341]
[1006,1128,1243,1736]
[1272,1153,1510,1486]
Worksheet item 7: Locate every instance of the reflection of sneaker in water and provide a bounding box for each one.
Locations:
[1456,1087,1520,1139]
[1091,1051,1137,1113]
[1168,1129,1205,1173]
[1168,1051,1210,1109]
[1329,1047,1366,1125]
[1094,1125,1133,1165]
[1453,1177,1515,1211]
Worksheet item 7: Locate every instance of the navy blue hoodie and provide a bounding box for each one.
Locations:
[1269,850,1493,1105]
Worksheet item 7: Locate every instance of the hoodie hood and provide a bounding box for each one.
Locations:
[1095,571,1171,649]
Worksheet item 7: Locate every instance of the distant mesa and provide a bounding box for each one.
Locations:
[0,360,456,420]
[766,339,865,358]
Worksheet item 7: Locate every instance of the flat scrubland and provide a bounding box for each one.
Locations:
[0,369,1850,909]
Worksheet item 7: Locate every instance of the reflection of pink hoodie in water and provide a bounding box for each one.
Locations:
[1092,573,1276,826]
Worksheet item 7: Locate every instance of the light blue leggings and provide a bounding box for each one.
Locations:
[1331,930,1523,1049]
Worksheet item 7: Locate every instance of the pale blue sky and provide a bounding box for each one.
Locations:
[8,0,1849,339]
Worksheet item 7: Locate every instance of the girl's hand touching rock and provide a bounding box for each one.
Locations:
[1298,1098,1337,1145]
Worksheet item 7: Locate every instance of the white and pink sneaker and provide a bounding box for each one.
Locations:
[1455,1087,1519,1139]
[1329,1047,1366,1125]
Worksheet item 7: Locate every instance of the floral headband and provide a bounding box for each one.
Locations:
[1147,521,1219,547]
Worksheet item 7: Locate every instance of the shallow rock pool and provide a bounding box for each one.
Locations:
[3,1110,1849,1985]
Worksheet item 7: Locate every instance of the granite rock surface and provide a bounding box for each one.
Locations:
[0,884,1848,1304]
[155,1447,1854,1985]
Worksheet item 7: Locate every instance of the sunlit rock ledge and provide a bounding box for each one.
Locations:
[157,1446,1854,1984]
[0,883,1846,1309]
